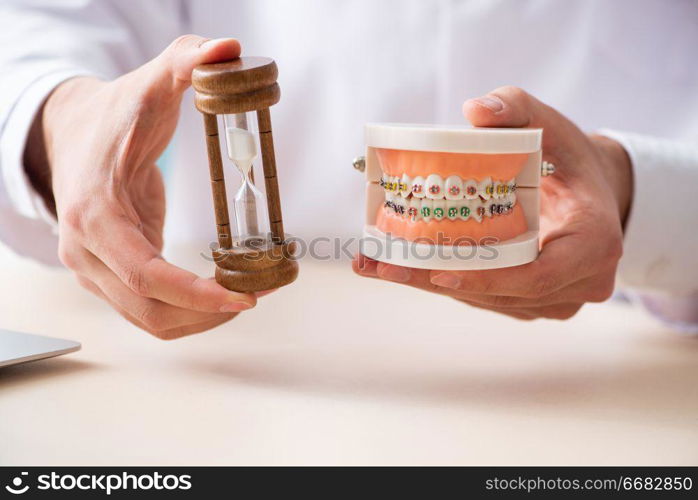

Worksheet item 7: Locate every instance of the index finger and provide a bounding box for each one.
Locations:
[86,214,256,312]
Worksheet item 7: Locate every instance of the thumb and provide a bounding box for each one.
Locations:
[147,34,241,95]
[462,85,587,159]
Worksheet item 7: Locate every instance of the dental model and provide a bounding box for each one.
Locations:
[358,124,545,270]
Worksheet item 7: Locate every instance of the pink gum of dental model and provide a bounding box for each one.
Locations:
[375,148,529,245]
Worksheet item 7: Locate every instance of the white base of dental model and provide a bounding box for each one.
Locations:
[359,124,544,270]
[361,226,540,271]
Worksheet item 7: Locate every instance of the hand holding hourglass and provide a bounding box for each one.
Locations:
[31,37,273,339]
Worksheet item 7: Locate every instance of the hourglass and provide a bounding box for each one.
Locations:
[192,57,298,292]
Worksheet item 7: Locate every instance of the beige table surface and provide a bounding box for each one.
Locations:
[0,242,696,466]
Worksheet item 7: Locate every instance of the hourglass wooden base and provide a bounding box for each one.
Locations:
[212,240,299,293]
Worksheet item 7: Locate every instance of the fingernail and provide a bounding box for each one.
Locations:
[472,95,504,113]
[220,301,252,312]
[431,273,461,289]
[380,266,411,283]
[358,255,372,271]
[355,255,377,275]
[200,37,236,50]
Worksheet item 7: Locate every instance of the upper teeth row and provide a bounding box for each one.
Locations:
[380,174,516,201]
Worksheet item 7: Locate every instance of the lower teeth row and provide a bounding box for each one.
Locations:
[384,192,516,222]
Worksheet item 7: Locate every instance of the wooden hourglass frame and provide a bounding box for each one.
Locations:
[192,57,298,292]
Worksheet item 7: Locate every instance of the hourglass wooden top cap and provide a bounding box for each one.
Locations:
[192,56,280,115]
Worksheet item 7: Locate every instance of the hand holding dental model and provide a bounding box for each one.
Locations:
[354,86,632,321]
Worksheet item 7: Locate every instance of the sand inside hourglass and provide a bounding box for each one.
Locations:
[223,115,270,246]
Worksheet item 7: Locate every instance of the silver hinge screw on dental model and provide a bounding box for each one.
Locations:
[541,160,556,177]
[353,156,366,173]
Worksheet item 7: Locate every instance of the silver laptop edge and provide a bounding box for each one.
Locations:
[0,330,81,368]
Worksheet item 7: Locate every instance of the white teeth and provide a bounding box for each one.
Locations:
[492,180,503,199]
[408,198,421,221]
[425,174,444,200]
[394,196,406,216]
[484,198,495,217]
[463,179,478,200]
[446,200,459,220]
[472,201,485,222]
[459,201,473,220]
[478,177,492,200]
[384,174,516,202]
[420,198,433,222]
[399,173,411,197]
[382,173,518,223]
[445,175,463,200]
[411,176,426,198]
[432,199,445,220]
[385,184,517,222]
[391,176,401,194]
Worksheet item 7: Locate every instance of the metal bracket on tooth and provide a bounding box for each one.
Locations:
[541,160,556,177]
[352,156,366,173]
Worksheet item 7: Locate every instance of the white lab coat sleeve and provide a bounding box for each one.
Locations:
[600,129,698,331]
[0,0,184,266]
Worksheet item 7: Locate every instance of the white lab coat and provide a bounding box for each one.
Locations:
[1,0,697,326]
